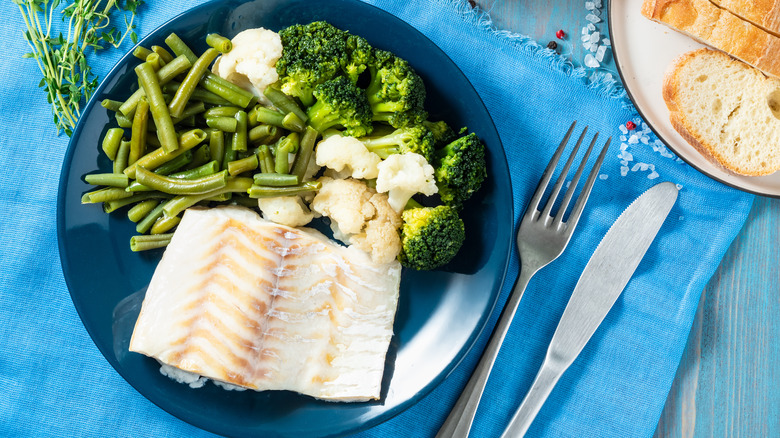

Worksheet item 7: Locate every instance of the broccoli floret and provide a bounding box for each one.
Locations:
[276,22,349,107]
[359,124,435,162]
[306,76,374,138]
[343,34,374,84]
[398,205,465,270]
[423,120,457,147]
[365,50,427,128]
[433,133,487,207]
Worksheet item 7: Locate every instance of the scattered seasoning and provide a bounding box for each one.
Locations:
[626,121,636,130]
[556,29,566,39]
[546,41,558,50]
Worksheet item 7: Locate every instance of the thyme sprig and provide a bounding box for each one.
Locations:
[14,0,143,136]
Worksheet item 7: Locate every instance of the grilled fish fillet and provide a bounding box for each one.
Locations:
[129,206,401,401]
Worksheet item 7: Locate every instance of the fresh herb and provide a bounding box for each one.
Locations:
[14,0,143,136]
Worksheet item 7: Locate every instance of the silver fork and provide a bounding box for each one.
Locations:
[436,121,611,438]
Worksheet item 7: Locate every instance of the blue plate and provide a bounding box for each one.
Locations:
[56,0,513,436]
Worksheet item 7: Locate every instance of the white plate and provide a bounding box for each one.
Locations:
[609,0,780,197]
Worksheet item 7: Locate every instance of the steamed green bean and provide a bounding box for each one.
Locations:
[129,97,149,165]
[101,127,124,161]
[135,61,178,153]
[168,48,219,119]
[130,233,173,252]
[206,33,232,53]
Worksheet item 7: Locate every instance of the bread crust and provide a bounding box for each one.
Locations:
[710,0,780,36]
[661,48,780,176]
[642,0,780,79]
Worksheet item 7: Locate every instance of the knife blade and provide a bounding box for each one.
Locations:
[501,181,679,438]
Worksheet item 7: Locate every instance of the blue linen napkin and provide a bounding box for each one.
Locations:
[0,0,753,436]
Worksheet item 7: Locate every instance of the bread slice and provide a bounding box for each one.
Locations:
[710,0,780,36]
[642,0,780,78]
[663,48,780,176]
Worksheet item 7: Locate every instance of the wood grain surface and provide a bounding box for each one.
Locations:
[478,1,780,436]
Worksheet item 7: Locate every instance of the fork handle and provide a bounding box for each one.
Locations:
[500,357,565,437]
[435,267,535,438]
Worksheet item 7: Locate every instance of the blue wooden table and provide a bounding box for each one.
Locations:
[479,0,780,436]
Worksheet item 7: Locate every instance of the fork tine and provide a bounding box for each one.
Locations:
[552,132,600,227]
[564,137,611,230]
[527,121,577,214]
[540,127,588,219]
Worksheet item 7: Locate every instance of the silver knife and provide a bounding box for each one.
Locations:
[500,181,678,438]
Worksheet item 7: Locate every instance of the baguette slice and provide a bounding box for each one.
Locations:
[710,0,780,36]
[642,0,780,78]
[663,48,780,176]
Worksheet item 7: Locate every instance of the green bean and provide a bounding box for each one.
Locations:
[101,99,123,112]
[199,73,255,108]
[252,173,299,186]
[204,106,242,118]
[133,46,153,60]
[248,124,279,145]
[171,101,206,125]
[263,86,308,122]
[151,214,181,234]
[209,130,225,169]
[130,233,174,252]
[206,116,237,132]
[188,144,212,169]
[103,192,171,213]
[115,111,133,128]
[227,154,258,176]
[85,173,129,188]
[119,55,192,117]
[127,158,216,193]
[135,167,228,195]
[222,138,237,170]
[231,111,248,151]
[258,144,274,174]
[135,62,178,153]
[81,187,134,204]
[206,33,232,53]
[145,52,164,71]
[274,142,291,174]
[101,127,124,160]
[290,126,318,181]
[168,48,219,119]
[164,32,198,64]
[251,105,285,127]
[153,151,193,175]
[114,139,131,174]
[136,202,166,234]
[151,45,174,64]
[282,112,305,132]
[247,181,321,198]
[127,199,160,222]
[124,129,207,178]
[163,177,253,217]
[129,97,149,165]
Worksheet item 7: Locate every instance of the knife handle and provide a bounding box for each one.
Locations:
[500,356,565,437]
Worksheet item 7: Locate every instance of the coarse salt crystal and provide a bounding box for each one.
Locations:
[602,38,611,46]
[620,166,629,176]
[631,163,642,172]
[628,134,639,144]
[620,143,628,151]
[591,8,601,16]
[596,44,607,62]
[588,23,596,32]
[640,135,649,144]
[647,171,659,179]
[619,125,628,134]
[586,13,601,23]
[594,0,602,7]
[590,32,600,43]
[584,53,600,68]
[583,41,592,51]
[582,34,591,43]
[586,1,595,10]
[599,174,608,180]
[590,43,598,53]
[676,184,683,190]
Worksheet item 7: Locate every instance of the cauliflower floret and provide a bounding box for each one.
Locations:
[257,195,314,228]
[375,152,438,212]
[212,28,282,106]
[315,135,382,179]
[310,177,402,264]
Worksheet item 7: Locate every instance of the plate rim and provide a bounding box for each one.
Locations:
[55,0,514,435]
[608,0,777,199]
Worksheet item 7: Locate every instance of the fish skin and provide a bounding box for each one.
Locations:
[129,205,401,401]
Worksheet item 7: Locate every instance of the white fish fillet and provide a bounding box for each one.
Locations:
[129,206,401,401]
